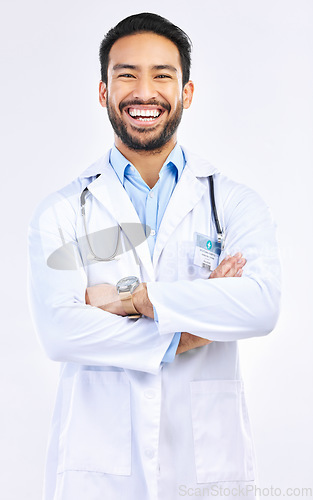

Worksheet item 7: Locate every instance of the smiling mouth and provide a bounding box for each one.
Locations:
[125,106,165,123]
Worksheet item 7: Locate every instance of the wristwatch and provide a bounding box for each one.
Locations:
[116,276,142,319]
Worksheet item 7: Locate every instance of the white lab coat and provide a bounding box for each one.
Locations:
[28,147,281,500]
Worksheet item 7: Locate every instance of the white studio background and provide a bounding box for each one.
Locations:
[1,1,312,499]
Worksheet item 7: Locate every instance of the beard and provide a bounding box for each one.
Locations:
[106,96,183,151]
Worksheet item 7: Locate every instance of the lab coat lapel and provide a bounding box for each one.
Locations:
[87,165,155,281]
[153,164,207,267]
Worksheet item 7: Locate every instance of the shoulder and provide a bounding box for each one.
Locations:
[182,145,265,196]
[217,173,270,219]
[213,173,274,230]
[216,172,265,205]
[181,146,218,177]
[180,145,271,219]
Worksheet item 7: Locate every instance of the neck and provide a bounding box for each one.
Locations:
[114,136,177,189]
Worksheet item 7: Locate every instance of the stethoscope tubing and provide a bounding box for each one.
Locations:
[80,174,224,261]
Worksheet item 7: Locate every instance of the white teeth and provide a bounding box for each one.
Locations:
[129,108,161,118]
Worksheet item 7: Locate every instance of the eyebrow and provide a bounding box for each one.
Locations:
[112,64,138,71]
[153,65,177,73]
[112,63,178,73]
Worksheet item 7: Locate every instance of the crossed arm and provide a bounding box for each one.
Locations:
[85,253,246,355]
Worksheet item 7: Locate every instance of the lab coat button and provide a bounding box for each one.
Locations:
[145,448,155,459]
[144,389,156,399]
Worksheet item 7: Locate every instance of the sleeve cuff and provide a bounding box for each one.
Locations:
[161,332,181,363]
[153,305,180,363]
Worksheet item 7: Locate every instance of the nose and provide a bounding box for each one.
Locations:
[132,76,158,102]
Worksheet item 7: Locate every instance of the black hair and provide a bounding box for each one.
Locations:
[99,12,192,86]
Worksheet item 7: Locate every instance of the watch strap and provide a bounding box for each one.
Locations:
[119,291,142,318]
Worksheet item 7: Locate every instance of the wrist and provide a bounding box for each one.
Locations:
[116,276,142,318]
[132,283,154,319]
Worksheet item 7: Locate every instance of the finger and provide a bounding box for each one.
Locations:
[225,257,246,276]
[209,253,246,279]
[224,255,246,277]
[224,257,240,277]
[210,258,233,278]
[236,257,246,269]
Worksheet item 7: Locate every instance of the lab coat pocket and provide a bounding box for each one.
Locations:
[190,379,255,483]
[58,370,131,476]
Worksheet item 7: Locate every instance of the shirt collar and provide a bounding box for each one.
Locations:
[109,143,185,185]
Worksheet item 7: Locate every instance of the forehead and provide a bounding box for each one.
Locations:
[108,32,182,73]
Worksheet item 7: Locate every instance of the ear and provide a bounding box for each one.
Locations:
[99,81,107,108]
[182,80,194,109]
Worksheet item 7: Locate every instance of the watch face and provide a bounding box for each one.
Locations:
[116,276,139,293]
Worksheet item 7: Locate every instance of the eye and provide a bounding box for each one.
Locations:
[155,74,171,79]
[118,73,136,79]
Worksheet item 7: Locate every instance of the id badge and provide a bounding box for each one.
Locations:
[193,232,222,271]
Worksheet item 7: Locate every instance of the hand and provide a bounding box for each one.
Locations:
[132,283,154,319]
[176,332,213,354]
[209,252,246,279]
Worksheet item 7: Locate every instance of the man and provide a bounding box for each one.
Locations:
[28,12,281,500]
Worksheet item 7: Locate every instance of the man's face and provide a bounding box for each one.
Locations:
[99,32,194,151]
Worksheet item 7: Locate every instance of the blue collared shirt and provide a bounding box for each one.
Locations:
[109,144,183,362]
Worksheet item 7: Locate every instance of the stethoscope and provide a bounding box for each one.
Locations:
[208,175,224,246]
[80,174,224,261]
[80,174,120,262]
